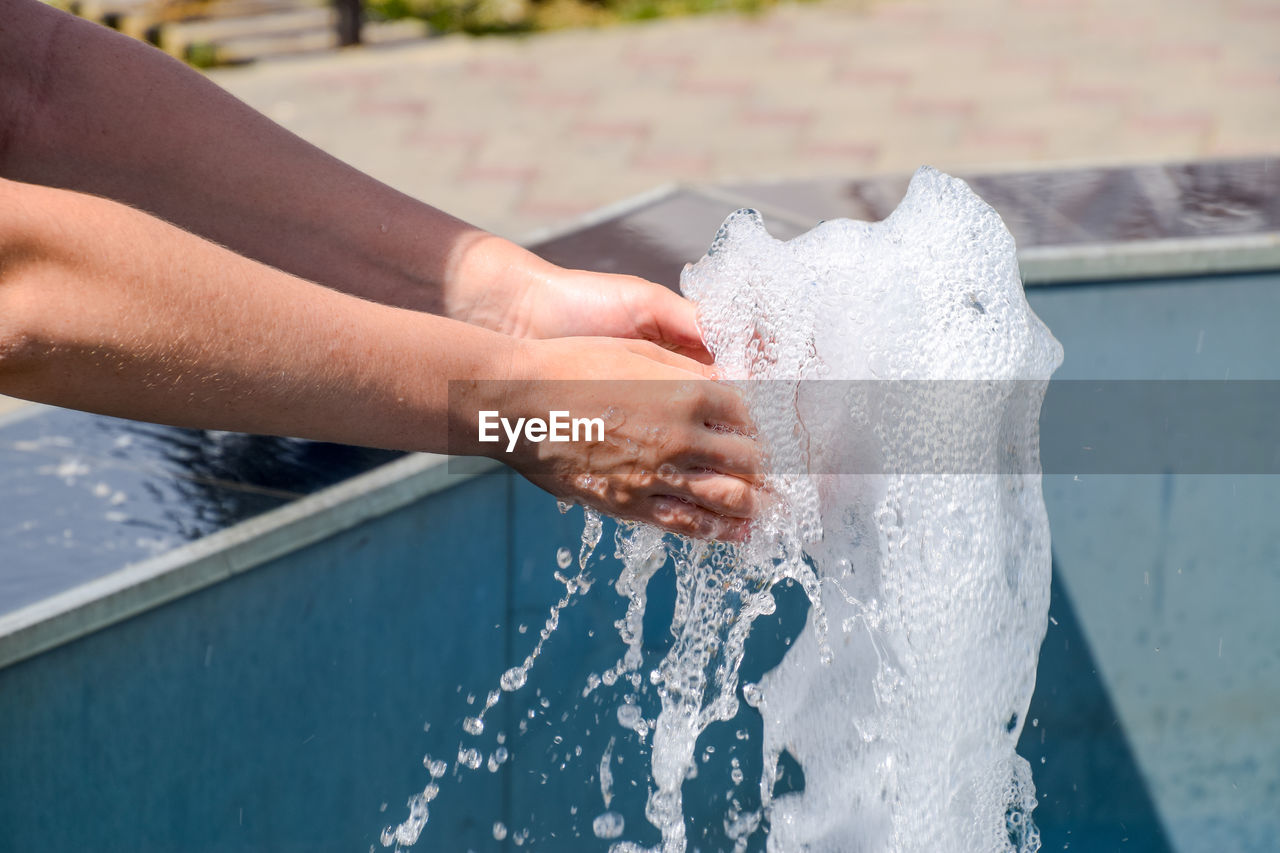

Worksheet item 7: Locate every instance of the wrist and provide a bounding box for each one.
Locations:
[443,232,553,336]
[448,334,540,461]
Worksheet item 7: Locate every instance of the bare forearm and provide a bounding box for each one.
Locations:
[0,178,515,452]
[0,0,541,321]
[0,177,761,538]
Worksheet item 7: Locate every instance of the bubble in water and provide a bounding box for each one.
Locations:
[457,747,483,771]
[592,810,625,840]
[579,508,603,570]
[556,547,573,570]
[500,666,527,692]
[599,736,617,808]
[383,791,431,848]
[616,703,645,733]
[462,716,484,736]
[492,821,508,841]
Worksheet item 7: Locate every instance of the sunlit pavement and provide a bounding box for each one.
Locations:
[206,0,1280,242]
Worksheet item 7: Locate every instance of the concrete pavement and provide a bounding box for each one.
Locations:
[206,0,1280,240]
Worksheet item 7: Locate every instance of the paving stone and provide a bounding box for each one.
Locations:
[207,0,1280,240]
[0,396,29,417]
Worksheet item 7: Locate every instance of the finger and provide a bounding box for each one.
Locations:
[699,382,755,433]
[622,339,719,379]
[641,495,750,542]
[663,470,759,519]
[662,340,715,365]
[683,430,763,484]
[628,283,714,365]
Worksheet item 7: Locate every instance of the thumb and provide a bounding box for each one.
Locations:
[634,284,713,364]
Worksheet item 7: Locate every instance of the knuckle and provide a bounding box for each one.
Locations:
[659,426,697,459]
[718,480,752,514]
[673,390,703,419]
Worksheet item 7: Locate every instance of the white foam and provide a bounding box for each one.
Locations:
[605,166,1061,851]
[385,166,1061,852]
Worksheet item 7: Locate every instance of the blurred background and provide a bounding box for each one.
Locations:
[37,0,1280,240]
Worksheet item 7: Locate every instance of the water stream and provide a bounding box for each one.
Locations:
[386,166,1062,852]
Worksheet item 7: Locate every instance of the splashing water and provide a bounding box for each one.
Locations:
[605,167,1062,852]
[386,167,1061,852]
[383,510,606,849]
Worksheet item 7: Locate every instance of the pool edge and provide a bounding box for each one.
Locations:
[0,453,501,669]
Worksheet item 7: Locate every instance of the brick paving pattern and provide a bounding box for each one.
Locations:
[207,0,1280,240]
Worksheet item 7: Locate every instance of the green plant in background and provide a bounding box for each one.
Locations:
[367,0,534,33]
[366,0,783,36]
[186,41,220,68]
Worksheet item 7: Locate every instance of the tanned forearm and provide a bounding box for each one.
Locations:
[0,0,538,326]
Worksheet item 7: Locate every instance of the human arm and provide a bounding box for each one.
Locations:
[0,0,707,358]
[0,178,756,538]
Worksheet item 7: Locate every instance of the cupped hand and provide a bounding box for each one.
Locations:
[511,266,712,364]
[475,336,759,540]
[448,239,710,363]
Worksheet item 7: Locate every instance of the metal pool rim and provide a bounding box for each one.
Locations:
[522,180,1280,286]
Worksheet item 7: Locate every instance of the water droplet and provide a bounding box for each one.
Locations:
[500,666,527,692]
[616,703,643,731]
[592,810,625,839]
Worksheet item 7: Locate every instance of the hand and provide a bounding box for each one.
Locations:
[471,336,759,540]
[446,238,711,363]
[511,266,711,364]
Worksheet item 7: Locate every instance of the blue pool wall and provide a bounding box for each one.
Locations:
[2,270,1280,852]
